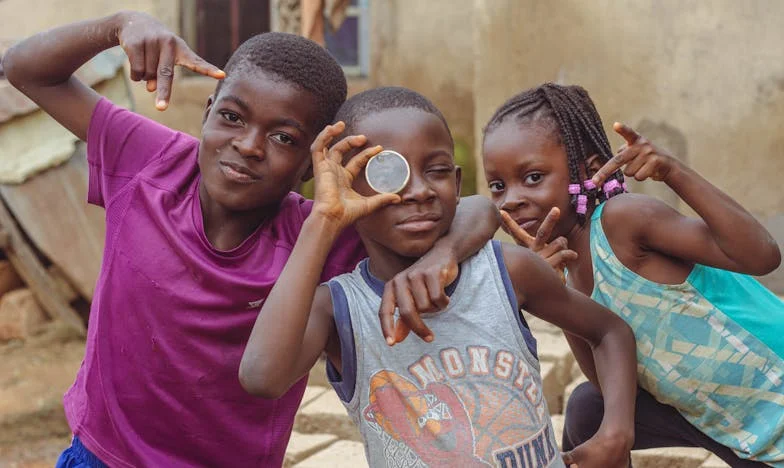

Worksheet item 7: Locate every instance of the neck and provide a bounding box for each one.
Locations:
[563,206,596,288]
[362,240,423,282]
[198,182,277,251]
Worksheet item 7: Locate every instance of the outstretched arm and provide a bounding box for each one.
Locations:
[503,243,636,468]
[594,123,780,275]
[2,11,224,140]
[239,123,400,398]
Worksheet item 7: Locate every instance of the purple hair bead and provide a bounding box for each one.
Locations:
[568,184,581,195]
[576,194,588,214]
[603,179,620,194]
[583,179,597,191]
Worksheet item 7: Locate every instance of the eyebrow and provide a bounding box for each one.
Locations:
[216,95,306,133]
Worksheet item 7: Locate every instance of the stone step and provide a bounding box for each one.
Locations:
[294,388,361,441]
[631,447,711,468]
[294,440,368,468]
[283,432,338,467]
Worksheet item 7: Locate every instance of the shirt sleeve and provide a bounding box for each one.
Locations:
[86,98,181,207]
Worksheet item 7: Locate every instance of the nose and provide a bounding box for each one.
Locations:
[499,185,528,213]
[231,129,265,161]
[400,172,436,204]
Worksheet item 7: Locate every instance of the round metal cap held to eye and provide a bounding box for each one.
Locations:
[365,150,410,194]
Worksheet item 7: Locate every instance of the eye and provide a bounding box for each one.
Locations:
[488,180,505,193]
[524,172,543,184]
[271,133,295,145]
[218,111,243,125]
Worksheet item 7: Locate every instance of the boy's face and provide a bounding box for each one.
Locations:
[483,121,577,241]
[199,70,321,212]
[352,108,460,258]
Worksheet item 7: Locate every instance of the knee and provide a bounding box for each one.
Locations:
[563,382,605,449]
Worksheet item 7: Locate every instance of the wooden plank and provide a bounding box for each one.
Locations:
[0,145,105,300]
[0,198,85,336]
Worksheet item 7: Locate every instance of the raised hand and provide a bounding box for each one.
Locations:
[310,122,402,231]
[591,122,680,186]
[116,12,225,110]
[500,208,577,281]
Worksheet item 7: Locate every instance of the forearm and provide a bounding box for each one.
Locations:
[589,321,637,444]
[564,332,599,386]
[3,13,123,88]
[666,163,780,272]
[434,195,500,262]
[239,215,341,396]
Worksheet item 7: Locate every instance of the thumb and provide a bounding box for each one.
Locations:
[365,193,401,213]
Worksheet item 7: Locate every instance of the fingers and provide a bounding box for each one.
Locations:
[613,121,641,145]
[364,192,402,213]
[345,145,383,176]
[176,45,226,80]
[155,42,176,110]
[328,134,368,164]
[591,149,635,186]
[378,284,397,345]
[310,122,346,161]
[533,207,560,251]
[549,249,579,269]
[393,279,434,343]
[393,318,411,345]
[125,43,147,82]
[146,78,157,92]
[500,210,535,247]
[634,160,659,181]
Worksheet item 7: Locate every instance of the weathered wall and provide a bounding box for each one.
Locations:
[474,0,784,291]
[0,0,179,38]
[369,0,477,192]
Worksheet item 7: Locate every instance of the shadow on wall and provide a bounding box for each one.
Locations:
[759,214,784,296]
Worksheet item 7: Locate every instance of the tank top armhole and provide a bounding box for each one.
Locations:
[326,280,358,403]
[490,240,539,359]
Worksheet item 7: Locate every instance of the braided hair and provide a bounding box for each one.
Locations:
[483,83,625,223]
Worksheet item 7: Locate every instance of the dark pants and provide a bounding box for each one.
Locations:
[563,382,769,468]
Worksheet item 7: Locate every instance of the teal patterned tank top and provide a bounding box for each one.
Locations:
[587,202,784,466]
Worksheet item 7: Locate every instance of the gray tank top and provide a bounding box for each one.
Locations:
[326,241,564,467]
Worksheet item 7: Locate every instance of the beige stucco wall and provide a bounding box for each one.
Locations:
[474,0,784,291]
[369,0,476,190]
[0,0,179,39]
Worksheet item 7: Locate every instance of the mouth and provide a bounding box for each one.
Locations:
[396,212,442,233]
[219,161,262,184]
[512,216,539,232]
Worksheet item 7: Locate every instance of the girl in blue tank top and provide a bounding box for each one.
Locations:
[481,83,783,467]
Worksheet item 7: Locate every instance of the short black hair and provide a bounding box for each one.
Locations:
[216,32,347,130]
[484,83,625,223]
[335,86,452,142]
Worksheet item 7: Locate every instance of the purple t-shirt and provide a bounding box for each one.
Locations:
[63,99,364,467]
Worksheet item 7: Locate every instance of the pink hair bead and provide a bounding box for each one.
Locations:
[568,184,582,195]
[576,194,588,214]
[583,179,597,190]
[603,179,620,193]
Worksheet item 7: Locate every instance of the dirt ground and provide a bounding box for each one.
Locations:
[0,321,85,467]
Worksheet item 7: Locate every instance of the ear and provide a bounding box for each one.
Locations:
[454,166,463,200]
[585,154,604,179]
[203,95,215,124]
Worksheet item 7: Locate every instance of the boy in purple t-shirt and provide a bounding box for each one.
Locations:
[3,12,497,467]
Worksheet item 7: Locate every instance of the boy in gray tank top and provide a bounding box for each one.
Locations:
[241,87,638,467]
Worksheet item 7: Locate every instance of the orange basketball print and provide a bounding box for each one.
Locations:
[363,370,490,467]
[453,380,543,462]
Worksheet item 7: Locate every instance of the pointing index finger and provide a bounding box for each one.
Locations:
[613,122,641,146]
[177,47,226,80]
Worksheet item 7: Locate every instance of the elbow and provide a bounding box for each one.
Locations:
[747,239,781,276]
[238,361,288,399]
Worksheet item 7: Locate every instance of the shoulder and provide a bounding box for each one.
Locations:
[499,241,562,304]
[600,192,671,240]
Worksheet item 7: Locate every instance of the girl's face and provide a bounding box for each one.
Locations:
[482,120,579,241]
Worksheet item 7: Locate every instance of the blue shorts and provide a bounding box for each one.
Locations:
[56,436,107,468]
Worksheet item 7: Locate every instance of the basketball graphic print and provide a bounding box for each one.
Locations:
[364,370,490,467]
[452,381,542,462]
